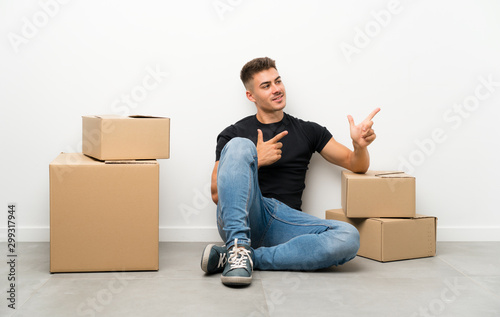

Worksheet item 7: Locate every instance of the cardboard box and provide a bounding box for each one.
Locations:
[82,115,170,160]
[341,170,416,218]
[326,209,436,262]
[50,153,159,272]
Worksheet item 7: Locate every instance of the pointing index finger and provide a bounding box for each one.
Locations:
[269,130,288,143]
[365,107,381,121]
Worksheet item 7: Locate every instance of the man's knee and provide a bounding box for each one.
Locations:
[339,222,360,249]
[325,222,360,262]
[340,223,360,262]
[221,137,256,160]
[225,137,255,151]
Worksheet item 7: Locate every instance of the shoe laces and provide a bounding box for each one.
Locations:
[217,251,227,269]
[228,239,253,270]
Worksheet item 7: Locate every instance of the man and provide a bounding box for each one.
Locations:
[201,57,380,287]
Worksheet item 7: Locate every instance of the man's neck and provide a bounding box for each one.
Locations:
[256,111,284,124]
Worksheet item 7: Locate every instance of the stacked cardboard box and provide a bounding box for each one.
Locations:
[50,115,170,272]
[81,115,170,160]
[326,170,437,262]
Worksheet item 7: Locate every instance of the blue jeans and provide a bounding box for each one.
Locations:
[216,138,360,271]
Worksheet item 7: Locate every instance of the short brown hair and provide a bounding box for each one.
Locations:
[240,57,277,89]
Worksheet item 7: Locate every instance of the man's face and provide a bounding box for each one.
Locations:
[246,68,286,115]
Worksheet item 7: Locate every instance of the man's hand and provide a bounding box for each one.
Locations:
[256,129,288,168]
[348,108,380,148]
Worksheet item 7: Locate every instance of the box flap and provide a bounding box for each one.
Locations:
[86,115,124,119]
[104,160,158,165]
[370,215,437,222]
[128,115,168,119]
[343,170,413,179]
[83,114,169,119]
[100,115,126,119]
[414,214,437,220]
[50,153,103,166]
[370,218,411,223]
[375,171,413,178]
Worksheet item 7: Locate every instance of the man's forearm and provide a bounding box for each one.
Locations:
[349,143,370,173]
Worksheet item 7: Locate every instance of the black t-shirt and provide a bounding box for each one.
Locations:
[215,113,332,210]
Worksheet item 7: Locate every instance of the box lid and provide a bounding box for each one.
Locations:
[82,115,169,120]
[50,153,158,166]
[343,170,414,179]
[369,214,437,223]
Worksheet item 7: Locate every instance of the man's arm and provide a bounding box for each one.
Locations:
[320,108,380,173]
[211,161,219,204]
[320,138,371,173]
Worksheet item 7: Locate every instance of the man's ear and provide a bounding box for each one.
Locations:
[246,90,256,102]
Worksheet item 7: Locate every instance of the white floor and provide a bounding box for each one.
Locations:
[1,242,499,317]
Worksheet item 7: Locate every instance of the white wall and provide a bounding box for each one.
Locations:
[1,0,499,242]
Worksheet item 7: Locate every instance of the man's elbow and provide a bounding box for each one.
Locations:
[347,152,369,174]
[351,166,369,174]
[349,160,369,174]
